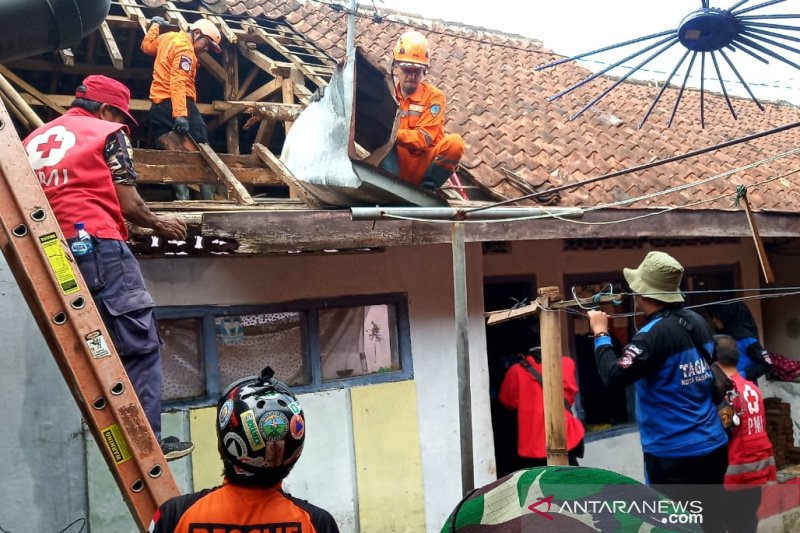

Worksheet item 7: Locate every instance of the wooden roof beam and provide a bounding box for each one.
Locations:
[99,21,125,70]
[20,93,222,115]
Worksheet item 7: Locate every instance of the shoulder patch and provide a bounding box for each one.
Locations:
[430,104,441,116]
[179,55,193,72]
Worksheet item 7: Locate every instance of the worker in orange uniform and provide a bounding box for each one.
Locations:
[380,30,466,190]
[141,17,221,200]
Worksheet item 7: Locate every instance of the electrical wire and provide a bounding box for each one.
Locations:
[376,147,800,225]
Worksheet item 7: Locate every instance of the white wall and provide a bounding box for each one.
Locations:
[0,255,87,531]
[140,242,495,533]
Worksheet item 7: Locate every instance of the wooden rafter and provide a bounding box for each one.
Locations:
[99,21,125,70]
[119,0,148,32]
[252,144,324,208]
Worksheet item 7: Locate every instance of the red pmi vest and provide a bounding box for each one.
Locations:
[724,373,777,489]
[23,108,128,241]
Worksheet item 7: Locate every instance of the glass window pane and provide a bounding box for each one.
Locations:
[159,318,205,401]
[216,312,309,390]
[320,304,400,381]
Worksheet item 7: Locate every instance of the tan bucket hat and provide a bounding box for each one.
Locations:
[623,251,685,303]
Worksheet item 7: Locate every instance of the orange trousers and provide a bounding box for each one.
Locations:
[396,133,465,187]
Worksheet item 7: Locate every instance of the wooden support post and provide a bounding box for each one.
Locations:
[99,21,125,70]
[452,222,474,494]
[741,191,776,283]
[86,31,97,64]
[281,76,295,135]
[224,46,240,155]
[537,286,569,466]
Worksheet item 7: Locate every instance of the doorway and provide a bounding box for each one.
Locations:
[484,276,536,478]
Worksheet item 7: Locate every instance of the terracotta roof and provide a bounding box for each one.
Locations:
[228,0,800,212]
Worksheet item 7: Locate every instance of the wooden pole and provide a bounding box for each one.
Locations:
[0,74,42,128]
[537,286,569,466]
[452,222,474,493]
[741,193,775,283]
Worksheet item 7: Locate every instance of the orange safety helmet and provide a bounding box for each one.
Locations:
[189,19,222,53]
[393,30,430,68]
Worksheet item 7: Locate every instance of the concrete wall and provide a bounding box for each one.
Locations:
[139,243,495,532]
[0,254,87,532]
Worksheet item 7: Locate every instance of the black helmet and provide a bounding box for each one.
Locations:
[216,367,305,479]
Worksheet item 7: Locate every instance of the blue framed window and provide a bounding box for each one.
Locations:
[156,293,413,407]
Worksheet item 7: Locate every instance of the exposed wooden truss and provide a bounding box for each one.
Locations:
[6,0,337,207]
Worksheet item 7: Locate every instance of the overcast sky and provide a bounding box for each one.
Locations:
[371,0,800,105]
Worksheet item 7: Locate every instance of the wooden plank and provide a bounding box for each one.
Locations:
[225,101,302,122]
[119,0,148,32]
[134,155,280,185]
[236,66,260,100]
[20,93,220,115]
[201,210,413,254]
[59,49,75,66]
[86,31,97,64]
[191,141,255,205]
[742,194,776,283]
[282,76,295,135]
[224,46,239,155]
[485,302,539,326]
[105,15,141,30]
[99,21,125,70]
[0,66,66,114]
[206,78,284,131]
[198,53,226,84]
[251,144,324,208]
[7,59,154,80]
[238,42,293,77]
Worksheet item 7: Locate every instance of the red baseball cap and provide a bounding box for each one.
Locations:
[75,75,138,126]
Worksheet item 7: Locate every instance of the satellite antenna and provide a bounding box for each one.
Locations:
[536,0,800,127]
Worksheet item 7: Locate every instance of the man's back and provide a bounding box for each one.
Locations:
[150,482,339,533]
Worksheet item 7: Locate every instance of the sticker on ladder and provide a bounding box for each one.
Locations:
[38,232,80,295]
[85,330,111,359]
[101,423,133,465]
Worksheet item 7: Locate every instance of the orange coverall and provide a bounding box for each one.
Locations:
[141,25,198,118]
[394,80,465,185]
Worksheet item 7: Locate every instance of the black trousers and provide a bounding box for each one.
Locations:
[644,444,728,533]
[149,99,208,142]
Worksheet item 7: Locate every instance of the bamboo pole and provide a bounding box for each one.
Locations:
[0,74,42,128]
[537,286,569,466]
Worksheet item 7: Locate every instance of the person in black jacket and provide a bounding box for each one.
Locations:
[588,251,728,532]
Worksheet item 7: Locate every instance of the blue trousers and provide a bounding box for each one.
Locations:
[74,238,163,439]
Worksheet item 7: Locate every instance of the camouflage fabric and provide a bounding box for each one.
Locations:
[441,467,704,532]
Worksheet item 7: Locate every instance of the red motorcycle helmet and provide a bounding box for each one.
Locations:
[216,367,305,479]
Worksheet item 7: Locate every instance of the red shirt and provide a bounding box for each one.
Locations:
[499,355,585,458]
[724,373,777,489]
[23,108,128,241]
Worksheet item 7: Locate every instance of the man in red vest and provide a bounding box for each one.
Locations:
[716,334,777,532]
[22,75,193,460]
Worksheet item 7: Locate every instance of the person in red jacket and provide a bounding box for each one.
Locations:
[23,75,192,460]
[499,347,585,467]
[380,30,466,190]
[716,334,777,533]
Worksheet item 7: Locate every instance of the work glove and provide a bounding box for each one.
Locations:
[173,116,190,135]
[150,16,169,28]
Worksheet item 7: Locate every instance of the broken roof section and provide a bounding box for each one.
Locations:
[237,0,800,213]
